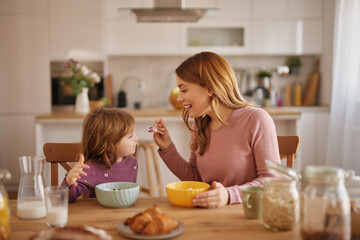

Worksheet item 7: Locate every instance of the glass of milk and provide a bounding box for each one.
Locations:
[44,186,68,228]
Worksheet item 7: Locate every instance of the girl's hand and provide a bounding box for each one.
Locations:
[66,154,90,187]
[152,118,173,150]
[192,181,229,208]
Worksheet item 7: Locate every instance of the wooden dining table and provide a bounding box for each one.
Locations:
[9,197,302,240]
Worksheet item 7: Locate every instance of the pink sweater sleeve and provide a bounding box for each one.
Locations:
[227,109,280,204]
[158,142,202,181]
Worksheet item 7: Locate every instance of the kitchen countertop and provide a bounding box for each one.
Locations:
[36,107,301,120]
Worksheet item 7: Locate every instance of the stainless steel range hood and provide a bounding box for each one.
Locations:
[119,0,215,23]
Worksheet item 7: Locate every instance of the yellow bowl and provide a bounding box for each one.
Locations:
[166,181,210,207]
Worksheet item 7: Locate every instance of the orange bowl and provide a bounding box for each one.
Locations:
[166,181,210,207]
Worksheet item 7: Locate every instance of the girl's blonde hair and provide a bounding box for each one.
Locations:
[175,51,253,155]
[81,107,135,168]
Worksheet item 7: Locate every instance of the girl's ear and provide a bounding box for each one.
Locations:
[207,88,214,97]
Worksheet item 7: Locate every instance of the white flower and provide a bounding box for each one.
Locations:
[81,65,91,76]
[90,72,101,83]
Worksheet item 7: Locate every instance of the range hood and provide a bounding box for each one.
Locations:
[119,0,215,23]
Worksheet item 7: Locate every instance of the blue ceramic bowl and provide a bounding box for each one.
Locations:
[95,182,139,208]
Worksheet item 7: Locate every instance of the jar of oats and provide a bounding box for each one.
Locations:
[345,170,360,239]
[301,166,350,240]
[262,177,299,231]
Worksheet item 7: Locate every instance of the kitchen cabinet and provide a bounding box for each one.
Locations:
[107,20,181,55]
[48,0,103,60]
[0,0,50,192]
[289,107,330,170]
[0,1,50,113]
[179,20,251,55]
[251,0,322,54]
[0,115,37,191]
[105,0,322,56]
[252,19,322,54]
[105,0,181,55]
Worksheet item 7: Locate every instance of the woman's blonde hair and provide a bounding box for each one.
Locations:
[175,51,252,155]
[81,107,135,168]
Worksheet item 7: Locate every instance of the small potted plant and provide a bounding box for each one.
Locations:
[286,56,302,75]
[256,70,272,79]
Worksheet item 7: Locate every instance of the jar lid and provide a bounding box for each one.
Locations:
[265,160,301,181]
[304,166,344,184]
[345,170,360,189]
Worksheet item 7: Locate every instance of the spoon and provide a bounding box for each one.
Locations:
[148,123,159,133]
[80,180,96,189]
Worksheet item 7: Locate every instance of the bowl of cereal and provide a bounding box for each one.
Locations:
[95,182,139,208]
[166,181,210,207]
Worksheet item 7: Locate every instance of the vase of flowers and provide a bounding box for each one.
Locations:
[61,59,101,114]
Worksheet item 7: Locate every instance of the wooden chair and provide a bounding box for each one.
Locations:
[277,136,300,168]
[43,143,81,186]
[135,140,165,197]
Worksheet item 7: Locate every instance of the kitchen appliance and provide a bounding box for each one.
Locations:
[119,0,216,23]
[50,61,104,109]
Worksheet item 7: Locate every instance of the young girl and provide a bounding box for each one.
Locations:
[60,107,138,202]
[151,52,280,208]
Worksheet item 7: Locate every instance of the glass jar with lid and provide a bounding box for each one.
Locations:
[0,168,11,239]
[301,166,350,240]
[262,161,300,231]
[345,170,360,239]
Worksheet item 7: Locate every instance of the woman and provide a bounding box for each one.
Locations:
[152,52,280,208]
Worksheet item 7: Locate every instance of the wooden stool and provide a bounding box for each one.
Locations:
[135,140,165,196]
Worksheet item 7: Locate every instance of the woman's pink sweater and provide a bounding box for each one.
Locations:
[158,107,280,204]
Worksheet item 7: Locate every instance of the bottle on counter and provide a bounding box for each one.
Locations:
[293,81,303,106]
[0,168,11,240]
[301,166,350,240]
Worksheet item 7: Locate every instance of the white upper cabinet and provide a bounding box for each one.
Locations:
[49,0,103,60]
[251,0,322,54]
[105,0,181,55]
[104,0,322,55]
[179,0,251,55]
[0,0,50,113]
[106,20,181,55]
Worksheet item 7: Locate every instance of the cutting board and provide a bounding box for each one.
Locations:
[105,74,113,107]
[303,60,320,106]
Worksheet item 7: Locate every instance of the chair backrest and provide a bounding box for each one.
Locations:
[43,143,81,186]
[277,136,300,168]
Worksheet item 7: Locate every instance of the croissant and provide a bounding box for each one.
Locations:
[129,213,153,234]
[124,205,179,235]
[141,213,179,235]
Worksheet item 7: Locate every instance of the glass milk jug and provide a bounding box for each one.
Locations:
[301,166,350,240]
[0,168,11,239]
[17,156,46,219]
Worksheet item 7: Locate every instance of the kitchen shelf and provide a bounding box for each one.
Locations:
[187,27,244,47]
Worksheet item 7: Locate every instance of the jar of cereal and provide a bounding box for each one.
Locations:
[262,177,300,231]
[345,170,360,239]
[0,168,11,240]
[301,166,350,240]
